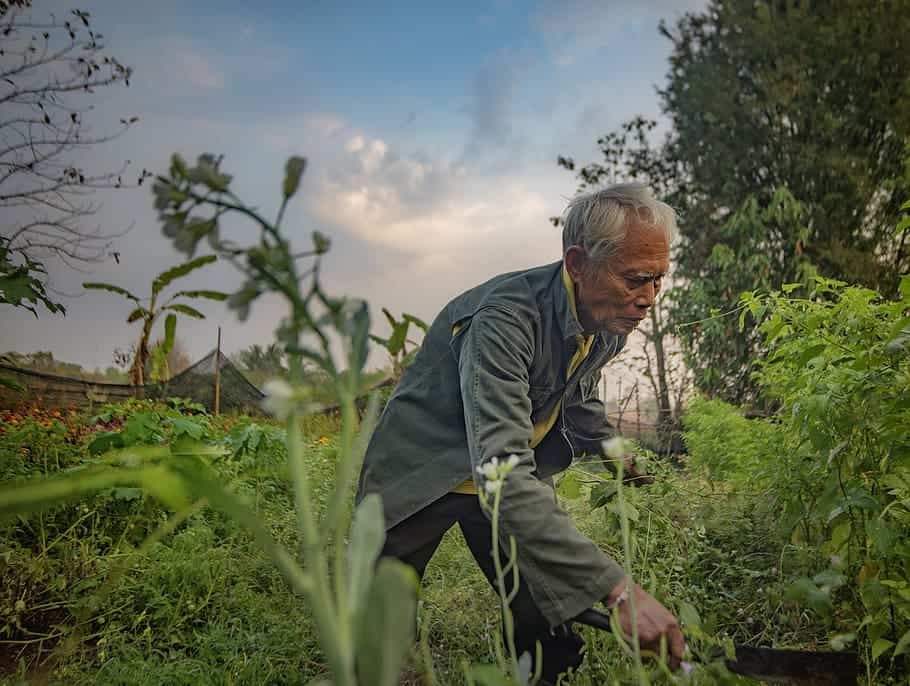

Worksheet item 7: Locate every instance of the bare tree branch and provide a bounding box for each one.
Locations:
[0,3,148,270]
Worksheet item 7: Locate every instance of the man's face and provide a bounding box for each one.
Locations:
[567,222,671,335]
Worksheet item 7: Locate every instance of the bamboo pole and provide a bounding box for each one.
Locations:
[214,327,222,416]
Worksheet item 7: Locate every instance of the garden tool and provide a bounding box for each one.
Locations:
[573,608,858,685]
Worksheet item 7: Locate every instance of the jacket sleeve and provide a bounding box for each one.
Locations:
[457,306,625,627]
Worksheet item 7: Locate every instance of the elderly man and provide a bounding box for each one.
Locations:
[356,183,684,682]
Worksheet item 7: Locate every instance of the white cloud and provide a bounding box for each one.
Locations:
[309,129,559,275]
[176,46,225,90]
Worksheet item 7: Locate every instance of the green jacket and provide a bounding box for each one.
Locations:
[356,261,627,626]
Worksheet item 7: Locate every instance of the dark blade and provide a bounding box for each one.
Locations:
[724,644,857,685]
[572,609,858,685]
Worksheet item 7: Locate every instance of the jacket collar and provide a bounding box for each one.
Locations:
[555,260,626,353]
[553,261,584,340]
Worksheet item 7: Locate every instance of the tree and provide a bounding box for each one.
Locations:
[83,256,226,385]
[233,342,287,387]
[1,2,148,269]
[660,0,910,291]
[570,1,910,405]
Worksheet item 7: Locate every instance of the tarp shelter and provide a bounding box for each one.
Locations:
[0,349,265,414]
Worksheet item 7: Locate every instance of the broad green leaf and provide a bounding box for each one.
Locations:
[152,255,217,296]
[88,431,124,455]
[386,321,408,356]
[608,500,639,522]
[797,343,828,368]
[127,307,149,323]
[347,495,385,621]
[0,467,150,519]
[171,289,228,301]
[589,481,618,508]
[901,199,910,211]
[164,303,206,319]
[403,313,429,333]
[678,601,701,628]
[174,217,217,257]
[895,215,910,236]
[139,465,190,511]
[282,156,307,199]
[885,319,910,356]
[355,559,418,686]
[346,300,371,375]
[556,471,581,500]
[162,313,177,355]
[166,416,205,440]
[871,638,894,661]
[894,629,910,657]
[83,281,140,303]
[382,307,398,329]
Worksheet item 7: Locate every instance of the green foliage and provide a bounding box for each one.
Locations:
[743,276,910,665]
[661,0,910,295]
[369,308,429,380]
[84,256,225,385]
[681,398,784,489]
[0,236,64,317]
[668,187,812,405]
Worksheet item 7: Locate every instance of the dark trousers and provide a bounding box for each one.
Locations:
[382,492,584,684]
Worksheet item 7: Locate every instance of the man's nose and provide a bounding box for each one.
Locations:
[634,281,657,307]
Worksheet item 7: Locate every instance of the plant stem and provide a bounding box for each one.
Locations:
[491,487,521,677]
[615,459,647,685]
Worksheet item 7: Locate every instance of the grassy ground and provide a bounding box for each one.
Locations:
[0,401,888,684]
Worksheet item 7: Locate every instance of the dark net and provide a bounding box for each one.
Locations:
[158,349,265,413]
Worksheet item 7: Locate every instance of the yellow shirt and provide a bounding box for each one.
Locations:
[451,265,594,494]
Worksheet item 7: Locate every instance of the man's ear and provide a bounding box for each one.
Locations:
[564,246,587,284]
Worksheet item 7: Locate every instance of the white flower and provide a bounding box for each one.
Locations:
[262,378,296,419]
[484,480,502,495]
[479,459,500,480]
[602,436,632,460]
[506,454,520,469]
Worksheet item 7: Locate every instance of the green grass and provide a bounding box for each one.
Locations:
[0,403,899,684]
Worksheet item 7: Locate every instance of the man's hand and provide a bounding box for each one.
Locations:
[606,578,684,670]
[622,453,654,487]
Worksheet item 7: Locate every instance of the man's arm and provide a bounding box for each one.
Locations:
[457,307,682,667]
[457,306,625,626]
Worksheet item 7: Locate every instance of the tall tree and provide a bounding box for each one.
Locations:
[620,0,910,405]
[84,256,226,385]
[233,342,287,387]
[1,2,147,269]
[660,0,910,292]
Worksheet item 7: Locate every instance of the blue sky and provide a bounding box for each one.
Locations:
[2,0,706,373]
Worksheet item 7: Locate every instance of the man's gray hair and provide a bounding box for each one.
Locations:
[561,182,677,267]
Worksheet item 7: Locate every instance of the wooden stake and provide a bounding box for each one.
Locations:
[214,327,222,416]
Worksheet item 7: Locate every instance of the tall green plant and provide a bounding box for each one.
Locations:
[0,153,420,686]
[740,273,910,672]
[369,308,428,381]
[83,257,226,385]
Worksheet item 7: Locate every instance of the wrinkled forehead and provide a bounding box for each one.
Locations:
[612,226,671,273]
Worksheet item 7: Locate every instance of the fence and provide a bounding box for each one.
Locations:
[0,349,264,414]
